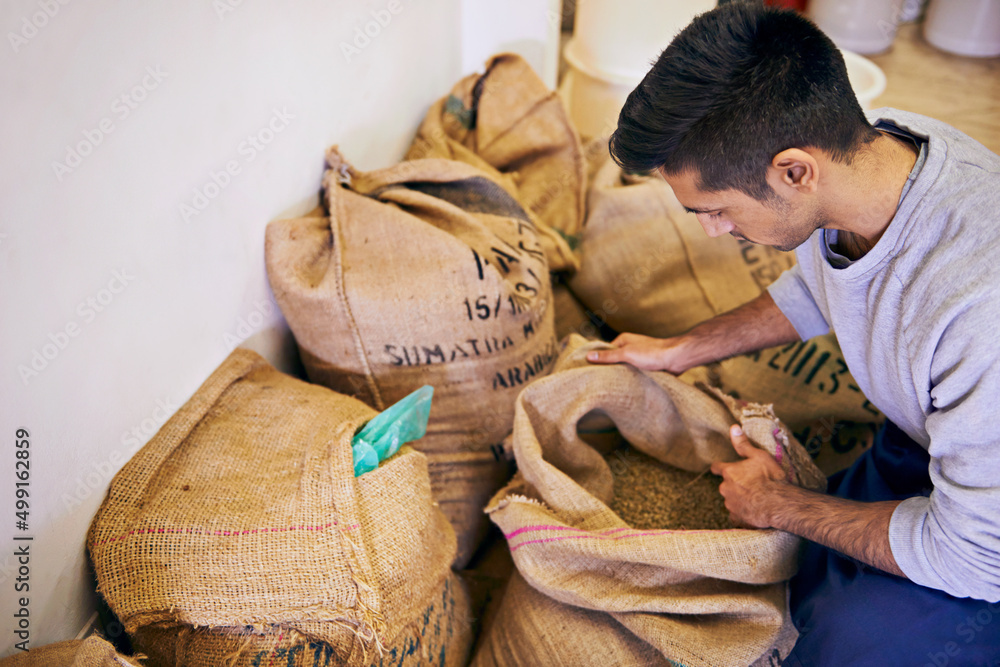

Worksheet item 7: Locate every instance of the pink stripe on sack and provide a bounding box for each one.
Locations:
[89,521,359,548]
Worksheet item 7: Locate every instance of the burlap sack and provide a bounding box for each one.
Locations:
[551,279,594,342]
[683,345,884,475]
[424,450,513,569]
[0,637,143,667]
[266,150,564,566]
[543,136,618,347]
[471,572,798,667]
[131,573,472,667]
[458,530,516,661]
[569,155,796,337]
[570,156,881,452]
[470,571,665,667]
[794,418,878,476]
[483,335,825,667]
[406,53,586,259]
[88,349,464,664]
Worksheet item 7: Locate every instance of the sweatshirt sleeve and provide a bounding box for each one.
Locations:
[766,264,830,340]
[888,304,1000,602]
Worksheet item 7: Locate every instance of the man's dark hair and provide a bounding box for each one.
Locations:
[609,1,880,202]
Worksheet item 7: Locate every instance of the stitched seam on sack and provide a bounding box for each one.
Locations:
[506,524,745,539]
[331,185,385,410]
[506,524,750,552]
[475,87,587,229]
[476,91,557,157]
[89,521,359,548]
[505,525,635,540]
[670,192,720,316]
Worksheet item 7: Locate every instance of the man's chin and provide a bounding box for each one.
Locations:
[728,232,803,253]
[731,234,768,247]
[755,239,803,252]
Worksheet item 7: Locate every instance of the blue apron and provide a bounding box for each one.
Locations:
[785,421,1000,666]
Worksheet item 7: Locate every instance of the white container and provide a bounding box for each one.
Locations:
[924,0,1000,58]
[899,0,929,23]
[571,0,716,81]
[559,38,643,139]
[842,50,888,110]
[808,0,900,55]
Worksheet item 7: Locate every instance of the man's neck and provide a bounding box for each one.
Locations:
[827,131,920,261]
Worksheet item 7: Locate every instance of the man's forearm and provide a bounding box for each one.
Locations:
[767,482,906,577]
[588,288,802,374]
[676,290,801,368]
[714,422,907,579]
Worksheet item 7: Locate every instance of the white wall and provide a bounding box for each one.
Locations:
[0,0,558,656]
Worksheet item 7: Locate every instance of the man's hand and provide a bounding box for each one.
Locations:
[711,425,787,528]
[711,425,906,576]
[585,292,801,374]
[586,333,695,373]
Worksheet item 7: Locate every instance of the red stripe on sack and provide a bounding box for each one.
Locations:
[268,632,285,667]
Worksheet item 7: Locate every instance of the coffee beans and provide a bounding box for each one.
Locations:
[606,446,732,531]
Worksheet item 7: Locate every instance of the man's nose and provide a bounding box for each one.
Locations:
[697,214,735,237]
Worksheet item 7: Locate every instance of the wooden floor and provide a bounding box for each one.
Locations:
[869,23,1000,154]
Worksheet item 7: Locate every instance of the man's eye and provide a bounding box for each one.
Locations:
[708,211,722,219]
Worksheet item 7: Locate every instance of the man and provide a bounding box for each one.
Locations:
[587,2,1000,664]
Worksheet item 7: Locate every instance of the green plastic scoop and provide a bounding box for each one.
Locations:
[351,385,434,476]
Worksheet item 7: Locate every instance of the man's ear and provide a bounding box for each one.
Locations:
[768,148,819,195]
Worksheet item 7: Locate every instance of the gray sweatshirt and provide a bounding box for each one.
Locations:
[767,108,1000,601]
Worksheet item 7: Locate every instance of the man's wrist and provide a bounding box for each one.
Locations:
[661,330,717,373]
[757,478,808,531]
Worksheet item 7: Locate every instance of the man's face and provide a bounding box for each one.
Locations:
[660,168,822,252]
